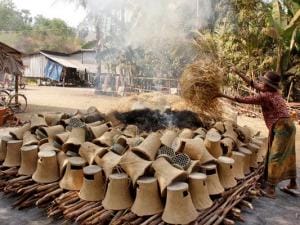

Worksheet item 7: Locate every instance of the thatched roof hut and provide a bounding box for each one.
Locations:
[0,42,23,76]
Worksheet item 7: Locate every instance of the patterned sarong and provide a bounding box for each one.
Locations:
[266,118,297,185]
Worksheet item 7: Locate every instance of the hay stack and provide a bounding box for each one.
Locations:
[180,60,224,118]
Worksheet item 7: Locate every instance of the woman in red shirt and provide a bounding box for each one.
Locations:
[221,71,297,198]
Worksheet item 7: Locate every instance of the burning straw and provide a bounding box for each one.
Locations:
[180,60,224,118]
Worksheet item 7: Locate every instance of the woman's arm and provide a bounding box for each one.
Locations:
[231,67,251,84]
[235,94,262,105]
[218,93,237,102]
[218,93,263,105]
[231,68,264,92]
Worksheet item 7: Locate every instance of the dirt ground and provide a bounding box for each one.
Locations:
[0,85,299,225]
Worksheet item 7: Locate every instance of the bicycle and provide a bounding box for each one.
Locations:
[0,76,26,89]
[0,88,27,113]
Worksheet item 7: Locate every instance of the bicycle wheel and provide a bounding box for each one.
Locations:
[0,90,10,106]
[8,93,27,113]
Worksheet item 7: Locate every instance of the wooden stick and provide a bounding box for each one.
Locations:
[287,81,294,103]
[82,209,107,224]
[109,210,125,225]
[56,192,78,205]
[113,212,137,225]
[231,212,244,222]
[75,205,103,223]
[23,184,40,194]
[56,191,75,201]
[36,182,59,192]
[198,168,263,225]
[140,214,161,225]
[60,199,83,211]
[63,200,89,215]
[2,167,18,173]
[65,202,99,219]
[148,217,162,225]
[18,196,40,210]
[90,210,113,225]
[11,194,31,208]
[58,195,80,207]
[231,208,241,215]
[17,183,39,194]
[3,170,18,176]
[213,194,246,225]
[36,188,64,206]
[34,186,59,198]
[48,208,63,217]
[240,200,253,210]
[7,175,30,183]
[223,218,235,225]
[130,217,145,225]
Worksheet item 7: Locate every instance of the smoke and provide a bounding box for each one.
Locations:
[80,0,215,79]
[83,0,214,48]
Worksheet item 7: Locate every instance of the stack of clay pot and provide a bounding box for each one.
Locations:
[0,107,267,225]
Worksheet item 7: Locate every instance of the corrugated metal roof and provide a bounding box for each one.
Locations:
[70,49,96,54]
[40,52,97,73]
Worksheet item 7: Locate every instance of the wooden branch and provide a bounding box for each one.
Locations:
[65,202,99,219]
[140,214,161,225]
[82,209,107,225]
[75,205,103,223]
[36,188,63,206]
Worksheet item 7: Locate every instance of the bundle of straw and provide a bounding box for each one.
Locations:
[180,60,224,118]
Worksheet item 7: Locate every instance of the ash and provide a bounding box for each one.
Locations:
[114,108,203,132]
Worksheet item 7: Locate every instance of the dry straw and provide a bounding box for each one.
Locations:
[180,60,224,118]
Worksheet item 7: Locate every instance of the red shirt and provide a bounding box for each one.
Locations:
[235,91,290,130]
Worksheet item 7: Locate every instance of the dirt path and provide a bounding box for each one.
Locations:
[0,86,299,225]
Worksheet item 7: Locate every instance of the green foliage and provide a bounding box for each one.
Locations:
[25,16,82,53]
[0,0,82,53]
[0,0,31,31]
[262,0,300,75]
[191,0,300,92]
[214,0,275,76]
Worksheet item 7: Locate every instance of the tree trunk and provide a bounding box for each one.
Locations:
[276,46,282,75]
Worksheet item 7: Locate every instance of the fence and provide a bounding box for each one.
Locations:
[94,74,180,96]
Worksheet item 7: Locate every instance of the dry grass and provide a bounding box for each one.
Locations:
[180,60,224,119]
[115,92,190,112]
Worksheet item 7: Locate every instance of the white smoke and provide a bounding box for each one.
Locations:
[82,0,214,49]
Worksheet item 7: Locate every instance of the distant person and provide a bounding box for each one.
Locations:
[220,70,298,198]
[3,72,11,88]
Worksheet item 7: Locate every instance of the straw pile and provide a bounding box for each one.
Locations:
[180,60,224,118]
[116,92,187,112]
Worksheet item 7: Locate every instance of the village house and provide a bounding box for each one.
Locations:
[22,49,97,87]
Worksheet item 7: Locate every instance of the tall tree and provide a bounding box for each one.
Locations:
[0,0,31,30]
[0,0,82,53]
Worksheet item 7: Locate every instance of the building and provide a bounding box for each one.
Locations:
[22,49,97,86]
[0,42,23,89]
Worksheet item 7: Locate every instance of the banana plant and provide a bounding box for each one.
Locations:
[263,0,300,74]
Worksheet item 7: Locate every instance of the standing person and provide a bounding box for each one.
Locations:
[3,72,11,88]
[220,70,298,198]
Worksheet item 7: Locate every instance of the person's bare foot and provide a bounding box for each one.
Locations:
[261,185,276,199]
[287,179,298,190]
